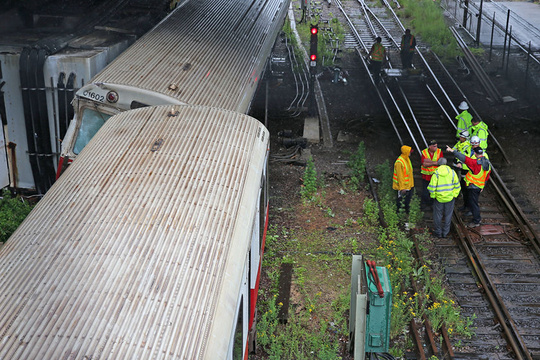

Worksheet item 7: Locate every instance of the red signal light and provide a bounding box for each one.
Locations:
[311,27,318,35]
[310,54,317,61]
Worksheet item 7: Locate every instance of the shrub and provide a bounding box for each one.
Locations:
[0,189,34,242]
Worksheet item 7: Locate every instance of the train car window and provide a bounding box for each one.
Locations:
[73,108,112,154]
[232,297,244,360]
[130,100,149,109]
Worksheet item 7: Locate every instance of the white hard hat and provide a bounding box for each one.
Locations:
[460,130,469,139]
[470,135,480,145]
[459,101,469,110]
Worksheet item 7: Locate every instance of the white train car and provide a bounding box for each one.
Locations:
[58,0,289,176]
[0,104,269,359]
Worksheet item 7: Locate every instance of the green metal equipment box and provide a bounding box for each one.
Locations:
[349,255,392,359]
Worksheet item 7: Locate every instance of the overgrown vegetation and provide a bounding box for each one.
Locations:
[258,150,474,358]
[347,142,366,191]
[373,161,475,356]
[0,189,34,242]
[296,13,346,67]
[396,0,461,59]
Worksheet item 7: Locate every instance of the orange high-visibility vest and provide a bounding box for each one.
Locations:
[465,163,491,189]
[371,43,385,62]
[420,148,442,176]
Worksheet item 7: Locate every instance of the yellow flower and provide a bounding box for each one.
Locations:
[278,302,283,306]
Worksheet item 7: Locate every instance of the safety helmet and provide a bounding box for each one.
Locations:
[470,135,480,145]
[458,101,469,110]
[460,130,469,138]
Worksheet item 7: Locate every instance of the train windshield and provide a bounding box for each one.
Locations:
[73,108,113,154]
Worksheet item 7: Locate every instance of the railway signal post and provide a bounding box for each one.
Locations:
[309,24,318,116]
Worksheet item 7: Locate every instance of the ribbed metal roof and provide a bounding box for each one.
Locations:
[91,0,288,113]
[0,105,269,359]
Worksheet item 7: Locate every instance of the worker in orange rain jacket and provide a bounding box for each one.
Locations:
[393,145,414,213]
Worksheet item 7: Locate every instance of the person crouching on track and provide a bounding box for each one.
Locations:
[428,158,461,238]
[393,145,414,213]
[446,146,491,228]
[420,140,443,211]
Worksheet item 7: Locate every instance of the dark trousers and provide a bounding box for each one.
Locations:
[467,187,482,224]
[397,189,413,214]
[433,198,455,237]
[401,51,413,69]
[421,179,433,208]
[460,176,469,209]
[370,60,382,84]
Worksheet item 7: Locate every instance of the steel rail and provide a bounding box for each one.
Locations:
[353,3,538,357]
[376,0,469,136]
[335,0,404,146]
[395,85,428,148]
[451,214,534,360]
[358,0,377,38]
[450,26,503,103]
[489,168,540,257]
[424,83,455,131]
[430,51,512,165]
[410,237,454,359]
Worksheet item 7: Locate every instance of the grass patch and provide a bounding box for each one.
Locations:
[0,189,34,243]
[396,0,462,59]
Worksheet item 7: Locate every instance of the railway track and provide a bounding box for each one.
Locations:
[331,1,540,358]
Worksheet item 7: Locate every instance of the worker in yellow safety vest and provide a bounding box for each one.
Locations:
[446,146,491,228]
[367,37,386,84]
[455,101,473,138]
[470,118,489,150]
[393,145,414,213]
[427,158,461,238]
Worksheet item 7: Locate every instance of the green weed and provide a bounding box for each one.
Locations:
[0,189,34,242]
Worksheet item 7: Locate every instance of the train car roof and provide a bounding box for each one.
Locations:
[0,105,269,359]
[90,0,288,113]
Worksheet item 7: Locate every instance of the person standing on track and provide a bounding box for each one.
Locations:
[400,29,416,69]
[470,117,489,150]
[453,131,472,211]
[446,146,491,227]
[393,145,414,213]
[367,36,386,84]
[428,158,461,238]
[420,140,443,211]
[455,101,473,138]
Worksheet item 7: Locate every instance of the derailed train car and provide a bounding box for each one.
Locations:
[0,104,269,359]
[0,0,174,192]
[57,0,289,178]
